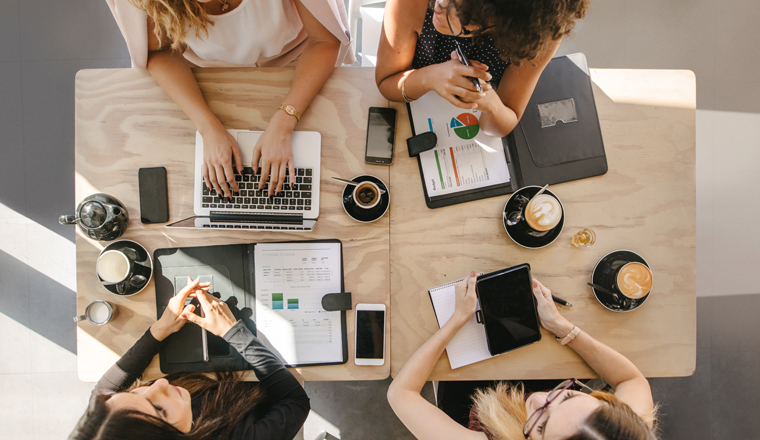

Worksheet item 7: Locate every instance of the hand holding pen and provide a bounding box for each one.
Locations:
[453,41,483,94]
[424,51,491,110]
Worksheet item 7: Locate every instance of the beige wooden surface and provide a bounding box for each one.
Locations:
[389,69,697,380]
[74,67,391,382]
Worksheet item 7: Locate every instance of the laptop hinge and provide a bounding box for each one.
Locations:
[209,212,304,224]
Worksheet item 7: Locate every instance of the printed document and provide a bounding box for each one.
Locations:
[254,242,343,366]
[409,92,510,198]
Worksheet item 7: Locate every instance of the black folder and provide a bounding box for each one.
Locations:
[408,53,607,209]
[153,239,348,373]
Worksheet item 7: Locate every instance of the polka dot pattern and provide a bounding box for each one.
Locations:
[412,8,509,86]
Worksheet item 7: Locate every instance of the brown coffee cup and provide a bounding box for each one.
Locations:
[351,181,381,210]
[614,262,653,299]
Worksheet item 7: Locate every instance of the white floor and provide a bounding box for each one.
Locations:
[1,1,759,439]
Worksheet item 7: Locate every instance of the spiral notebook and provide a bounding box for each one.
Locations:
[428,276,493,369]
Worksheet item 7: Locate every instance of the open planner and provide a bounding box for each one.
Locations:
[407,53,607,209]
[428,276,494,369]
[154,240,349,373]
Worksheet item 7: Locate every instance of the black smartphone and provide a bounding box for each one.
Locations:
[475,264,542,356]
[365,107,396,165]
[138,167,169,224]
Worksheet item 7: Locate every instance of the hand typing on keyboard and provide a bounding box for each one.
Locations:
[201,167,314,212]
[201,126,244,199]
[252,114,297,197]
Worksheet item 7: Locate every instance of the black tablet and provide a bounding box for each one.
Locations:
[475,264,542,356]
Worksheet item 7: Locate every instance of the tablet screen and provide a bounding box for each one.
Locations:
[476,265,541,356]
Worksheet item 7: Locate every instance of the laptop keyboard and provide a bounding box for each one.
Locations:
[201,167,314,212]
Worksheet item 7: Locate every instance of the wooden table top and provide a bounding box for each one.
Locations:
[74,67,391,382]
[388,69,697,380]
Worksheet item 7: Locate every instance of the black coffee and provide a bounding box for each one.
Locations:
[356,184,378,206]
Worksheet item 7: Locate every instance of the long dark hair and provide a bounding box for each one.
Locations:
[69,371,267,440]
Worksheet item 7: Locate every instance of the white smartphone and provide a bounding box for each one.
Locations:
[354,303,386,366]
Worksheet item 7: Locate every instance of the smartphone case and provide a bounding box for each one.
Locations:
[138,167,169,223]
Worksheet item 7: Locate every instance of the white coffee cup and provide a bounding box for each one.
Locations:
[96,250,133,284]
[74,300,118,325]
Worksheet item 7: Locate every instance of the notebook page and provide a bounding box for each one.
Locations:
[429,281,493,369]
[254,242,343,366]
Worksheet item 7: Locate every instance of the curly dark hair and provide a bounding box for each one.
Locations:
[433,0,590,64]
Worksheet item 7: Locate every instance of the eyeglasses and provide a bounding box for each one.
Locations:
[523,379,594,439]
[445,7,472,37]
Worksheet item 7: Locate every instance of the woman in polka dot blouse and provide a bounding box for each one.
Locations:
[376,0,589,137]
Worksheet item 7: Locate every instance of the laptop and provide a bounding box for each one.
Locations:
[168,129,321,231]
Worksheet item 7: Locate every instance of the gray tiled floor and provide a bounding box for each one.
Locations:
[1,1,760,439]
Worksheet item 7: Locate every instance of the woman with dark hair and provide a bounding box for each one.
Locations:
[69,278,309,440]
[387,272,658,440]
[376,0,589,137]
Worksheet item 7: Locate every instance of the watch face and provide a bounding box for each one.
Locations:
[280,105,299,120]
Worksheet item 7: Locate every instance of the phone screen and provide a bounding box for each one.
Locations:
[138,167,169,223]
[365,108,396,163]
[355,310,385,359]
[476,265,541,356]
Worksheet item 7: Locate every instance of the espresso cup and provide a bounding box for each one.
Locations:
[524,193,563,232]
[614,262,653,299]
[96,250,134,284]
[351,181,381,210]
[74,300,118,325]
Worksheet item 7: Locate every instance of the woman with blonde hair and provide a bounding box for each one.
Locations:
[107,0,352,198]
[388,272,658,440]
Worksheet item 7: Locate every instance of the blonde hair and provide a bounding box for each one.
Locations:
[129,0,214,50]
[471,382,658,440]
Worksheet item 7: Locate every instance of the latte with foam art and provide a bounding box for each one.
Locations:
[616,262,653,299]
[524,194,562,231]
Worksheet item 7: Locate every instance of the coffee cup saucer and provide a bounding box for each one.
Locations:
[342,175,390,223]
[98,239,153,296]
[502,186,564,249]
[591,250,651,313]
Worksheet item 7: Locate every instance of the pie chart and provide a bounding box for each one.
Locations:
[450,113,480,139]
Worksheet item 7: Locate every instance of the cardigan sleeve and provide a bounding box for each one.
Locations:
[90,328,164,397]
[106,0,149,69]
[223,321,310,440]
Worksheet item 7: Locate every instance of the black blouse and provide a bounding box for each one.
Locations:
[89,321,310,440]
[412,8,510,86]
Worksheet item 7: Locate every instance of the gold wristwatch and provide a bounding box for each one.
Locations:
[278,104,301,122]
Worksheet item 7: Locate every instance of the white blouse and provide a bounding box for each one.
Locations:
[106,0,354,69]
[184,0,305,67]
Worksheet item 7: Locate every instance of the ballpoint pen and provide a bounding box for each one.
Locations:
[552,294,573,307]
[453,41,483,94]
